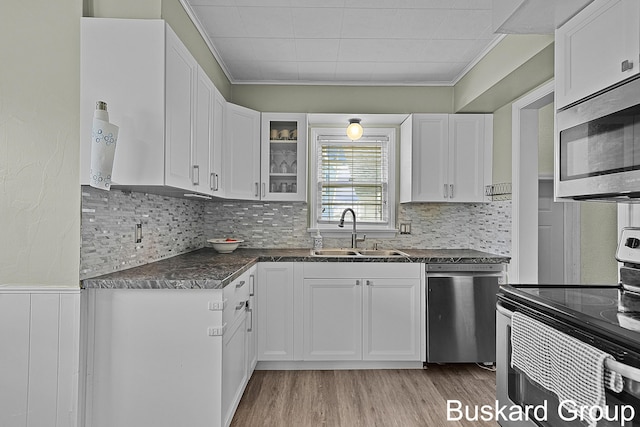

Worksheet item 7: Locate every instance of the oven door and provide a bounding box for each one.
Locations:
[497,304,538,427]
[497,303,640,427]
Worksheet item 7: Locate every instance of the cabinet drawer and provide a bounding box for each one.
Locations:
[223,274,250,325]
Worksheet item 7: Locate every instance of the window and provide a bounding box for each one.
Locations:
[310,127,396,233]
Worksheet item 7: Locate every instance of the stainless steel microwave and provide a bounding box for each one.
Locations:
[556,76,640,202]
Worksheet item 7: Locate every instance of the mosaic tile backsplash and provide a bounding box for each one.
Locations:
[80,187,205,279]
[202,200,511,256]
[80,187,511,279]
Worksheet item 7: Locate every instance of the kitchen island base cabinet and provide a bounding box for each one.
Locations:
[302,263,422,362]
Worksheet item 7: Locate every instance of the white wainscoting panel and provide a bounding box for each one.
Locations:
[0,287,81,427]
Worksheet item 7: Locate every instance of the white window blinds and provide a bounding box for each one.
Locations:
[316,135,389,225]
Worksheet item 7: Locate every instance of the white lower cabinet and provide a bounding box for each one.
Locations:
[302,263,422,362]
[83,269,255,427]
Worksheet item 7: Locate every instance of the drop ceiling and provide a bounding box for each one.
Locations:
[180,0,593,86]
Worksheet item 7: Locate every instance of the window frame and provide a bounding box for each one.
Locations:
[309,127,397,236]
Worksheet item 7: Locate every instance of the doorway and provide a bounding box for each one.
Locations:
[511,80,580,284]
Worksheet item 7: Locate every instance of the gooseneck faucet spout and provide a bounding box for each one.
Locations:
[338,208,365,248]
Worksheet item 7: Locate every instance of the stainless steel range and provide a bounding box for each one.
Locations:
[497,228,640,427]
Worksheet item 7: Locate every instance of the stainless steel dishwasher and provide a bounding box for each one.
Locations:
[426,263,506,363]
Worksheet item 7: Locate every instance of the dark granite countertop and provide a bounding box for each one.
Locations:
[81,247,509,290]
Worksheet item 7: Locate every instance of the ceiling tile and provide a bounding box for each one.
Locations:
[295,39,340,62]
[237,7,295,38]
[297,62,337,82]
[188,0,236,6]
[340,8,398,39]
[335,62,374,82]
[292,0,346,7]
[251,38,297,62]
[259,61,299,80]
[435,9,493,40]
[390,9,448,39]
[292,8,344,38]
[235,0,292,6]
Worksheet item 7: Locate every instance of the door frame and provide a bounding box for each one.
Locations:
[511,80,580,284]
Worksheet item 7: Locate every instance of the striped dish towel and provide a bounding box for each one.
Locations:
[511,311,623,427]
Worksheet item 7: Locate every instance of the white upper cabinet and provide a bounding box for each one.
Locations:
[80,18,221,196]
[261,113,307,201]
[400,114,492,203]
[211,87,226,197]
[556,0,640,109]
[165,29,199,191]
[224,103,261,200]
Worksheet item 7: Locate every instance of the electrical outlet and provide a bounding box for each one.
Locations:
[399,223,412,234]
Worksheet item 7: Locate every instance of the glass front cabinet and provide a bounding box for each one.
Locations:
[261,113,307,201]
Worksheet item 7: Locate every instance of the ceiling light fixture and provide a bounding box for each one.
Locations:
[346,118,363,141]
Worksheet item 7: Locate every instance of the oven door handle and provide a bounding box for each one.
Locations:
[496,303,513,318]
[606,359,640,383]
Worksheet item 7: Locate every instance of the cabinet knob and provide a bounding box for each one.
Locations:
[622,60,634,72]
[355,280,360,286]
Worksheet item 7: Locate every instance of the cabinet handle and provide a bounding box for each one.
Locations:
[450,184,454,198]
[246,302,252,332]
[356,280,361,286]
[209,173,214,190]
[262,182,266,198]
[235,300,246,311]
[366,280,372,286]
[215,173,219,191]
[622,60,634,72]
[193,165,200,185]
[249,274,255,297]
[254,182,259,197]
[236,280,246,288]
[443,184,448,198]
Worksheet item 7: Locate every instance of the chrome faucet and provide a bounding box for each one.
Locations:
[338,208,366,248]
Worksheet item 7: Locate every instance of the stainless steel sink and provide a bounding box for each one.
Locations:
[356,249,409,257]
[310,248,409,258]
[311,249,359,256]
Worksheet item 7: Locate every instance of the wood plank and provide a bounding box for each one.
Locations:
[231,365,498,427]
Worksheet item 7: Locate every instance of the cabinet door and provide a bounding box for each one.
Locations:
[165,27,197,191]
[556,0,640,109]
[257,263,295,361]
[362,278,421,361]
[222,314,248,427]
[303,278,362,361]
[410,114,449,202]
[224,103,261,200]
[261,113,307,201]
[194,67,214,195]
[211,87,226,196]
[448,115,490,202]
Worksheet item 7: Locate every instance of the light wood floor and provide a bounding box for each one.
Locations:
[231,364,498,427]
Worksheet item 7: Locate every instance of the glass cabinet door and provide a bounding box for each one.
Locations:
[261,113,307,201]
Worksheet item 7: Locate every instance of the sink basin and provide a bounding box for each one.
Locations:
[311,249,359,256]
[357,249,409,257]
[310,248,409,258]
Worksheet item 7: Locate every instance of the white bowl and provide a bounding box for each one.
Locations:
[207,238,244,253]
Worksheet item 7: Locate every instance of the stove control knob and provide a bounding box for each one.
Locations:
[626,237,640,248]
